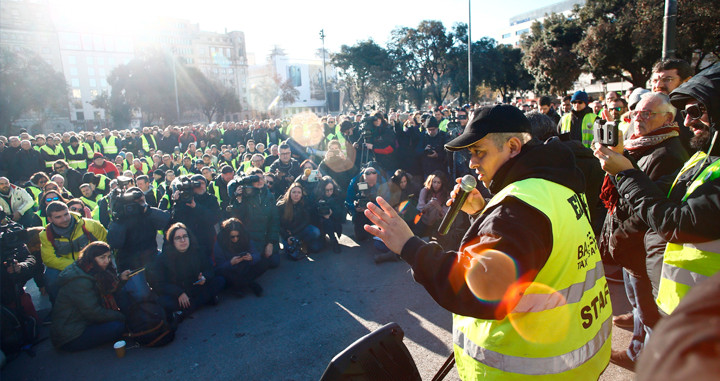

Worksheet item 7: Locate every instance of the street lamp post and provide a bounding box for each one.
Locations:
[320,29,329,114]
[662,0,677,60]
[468,0,472,103]
[171,49,180,122]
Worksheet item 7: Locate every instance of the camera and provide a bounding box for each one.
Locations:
[175,177,202,203]
[0,223,29,268]
[353,182,370,209]
[424,147,435,156]
[594,119,619,147]
[284,236,305,261]
[317,199,331,216]
[111,188,146,220]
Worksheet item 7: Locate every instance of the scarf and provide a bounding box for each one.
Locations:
[599,124,680,213]
[80,261,121,311]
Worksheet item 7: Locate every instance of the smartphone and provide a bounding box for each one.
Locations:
[357,182,369,191]
[308,169,320,182]
[594,119,619,147]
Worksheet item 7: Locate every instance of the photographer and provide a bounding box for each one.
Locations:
[170,175,221,260]
[0,177,36,228]
[209,165,234,212]
[107,186,170,301]
[93,175,135,228]
[1,214,43,325]
[415,116,449,178]
[268,144,301,196]
[312,176,346,253]
[227,169,281,269]
[345,166,390,244]
[353,112,398,174]
[276,182,324,258]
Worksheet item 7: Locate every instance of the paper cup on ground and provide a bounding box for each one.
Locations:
[114,340,126,358]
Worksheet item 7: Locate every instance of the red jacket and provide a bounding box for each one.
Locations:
[87,160,119,179]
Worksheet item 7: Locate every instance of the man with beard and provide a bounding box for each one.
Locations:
[595,63,720,368]
[558,91,597,148]
[107,187,170,300]
[651,59,694,152]
[596,92,688,369]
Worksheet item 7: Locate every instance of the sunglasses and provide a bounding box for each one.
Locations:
[365,171,377,175]
[69,207,83,212]
[609,107,623,112]
[682,104,706,121]
[457,115,468,120]
[45,196,60,202]
[266,181,274,185]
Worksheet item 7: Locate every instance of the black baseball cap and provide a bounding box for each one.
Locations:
[445,105,531,151]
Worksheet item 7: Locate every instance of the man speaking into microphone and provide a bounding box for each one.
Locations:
[364,105,611,380]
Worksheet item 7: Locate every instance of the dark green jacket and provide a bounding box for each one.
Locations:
[51,262,125,348]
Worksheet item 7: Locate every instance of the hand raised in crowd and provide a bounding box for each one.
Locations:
[178,292,191,309]
[593,143,634,176]
[363,196,414,254]
[119,269,131,281]
[447,178,485,215]
[264,243,274,258]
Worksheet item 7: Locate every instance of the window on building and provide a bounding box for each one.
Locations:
[76,112,85,121]
[67,55,76,64]
[88,67,95,76]
[108,57,115,66]
[99,68,105,77]
[86,56,94,65]
[97,57,104,66]
[71,78,80,87]
[288,66,302,87]
[89,79,96,87]
[70,67,78,76]
[502,33,511,39]
[72,89,82,99]
[90,89,98,97]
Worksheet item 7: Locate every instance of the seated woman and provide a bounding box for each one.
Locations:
[312,176,346,253]
[148,223,225,320]
[67,198,93,219]
[276,182,324,258]
[294,159,320,197]
[35,189,68,226]
[412,171,450,238]
[51,241,129,352]
[388,169,420,226]
[213,218,265,297]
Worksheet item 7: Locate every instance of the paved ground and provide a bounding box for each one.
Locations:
[2,226,635,380]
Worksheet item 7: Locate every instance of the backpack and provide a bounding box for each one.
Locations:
[123,300,175,347]
[1,304,38,356]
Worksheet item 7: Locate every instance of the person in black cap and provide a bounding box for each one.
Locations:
[170,174,221,260]
[363,104,611,379]
[416,116,449,178]
[558,90,598,148]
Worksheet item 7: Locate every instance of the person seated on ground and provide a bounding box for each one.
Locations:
[148,223,225,321]
[387,169,420,226]
[312,176,346,253]
[40,201,107,303]
[345,165,391,245]
[66,198,92,219]
[318,140,356,195]
[0,176,36,228]
[51,241,129,352]
[213,218,265,298]
[34,190,68,227]
[276,182,324,258]
[413,171,451,238]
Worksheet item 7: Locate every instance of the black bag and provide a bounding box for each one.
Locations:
[1,304,38,355]
[123,300,175,347]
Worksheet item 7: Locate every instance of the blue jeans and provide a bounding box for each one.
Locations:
[44,267,62,304]
[60,320,125,352]
[295,225,324,253]
[624,270,659,361]
[251,240,280,269]
[123,272,152,301]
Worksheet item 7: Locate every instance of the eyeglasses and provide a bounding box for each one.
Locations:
[45,196,60,202]
[609,107,623,112]
[630,110,664,119]
[651,76,677,84]
[457,115,468,120]
[69,207,83,212]
[173,234,189,242]
[364,171,377,175]
[266,181,274,185]
[681,104,706,121]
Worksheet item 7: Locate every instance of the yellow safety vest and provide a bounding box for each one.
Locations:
[40,145,64,169]
[141,134,157,152]
[101,136,118,155]
[80,195,101,210]
[657,152,720,314]
[65,144,88,170]
[453,178,611,380]
[559,113,597,149]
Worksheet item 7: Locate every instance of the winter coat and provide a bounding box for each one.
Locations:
[147,246,215,299]
[0,184,35,215]
[40,213,108,271]
[51,262,125,348]
[228,186,280,245]
[276,201,314,239]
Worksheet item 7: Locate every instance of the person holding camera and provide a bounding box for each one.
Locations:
[312,176,346,253]
[107,186,170,301]
[353,112,398,174]
[0,177,36,228]
[227,169,281,269]
[268,144,301,196]
[213,218,265,297]
[51,241,129,352]
[415,116,449,178]
[345,166,390,244]
[148,223,225,321]
[277,182,324,258]
[170,175,221,260]
[41,201,107,303]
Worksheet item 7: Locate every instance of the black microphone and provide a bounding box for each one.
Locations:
[438,174,477,236]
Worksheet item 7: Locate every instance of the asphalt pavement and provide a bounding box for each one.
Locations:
[2,224,635,381]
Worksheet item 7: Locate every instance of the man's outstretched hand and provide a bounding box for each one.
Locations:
[363,197,414,254]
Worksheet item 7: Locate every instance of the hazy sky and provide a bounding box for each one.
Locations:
[51,0,560,61]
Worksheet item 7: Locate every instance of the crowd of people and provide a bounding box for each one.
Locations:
[1,57,718,379]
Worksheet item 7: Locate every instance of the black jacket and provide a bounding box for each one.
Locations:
[107,207,170,270]
[400,139,587,319]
